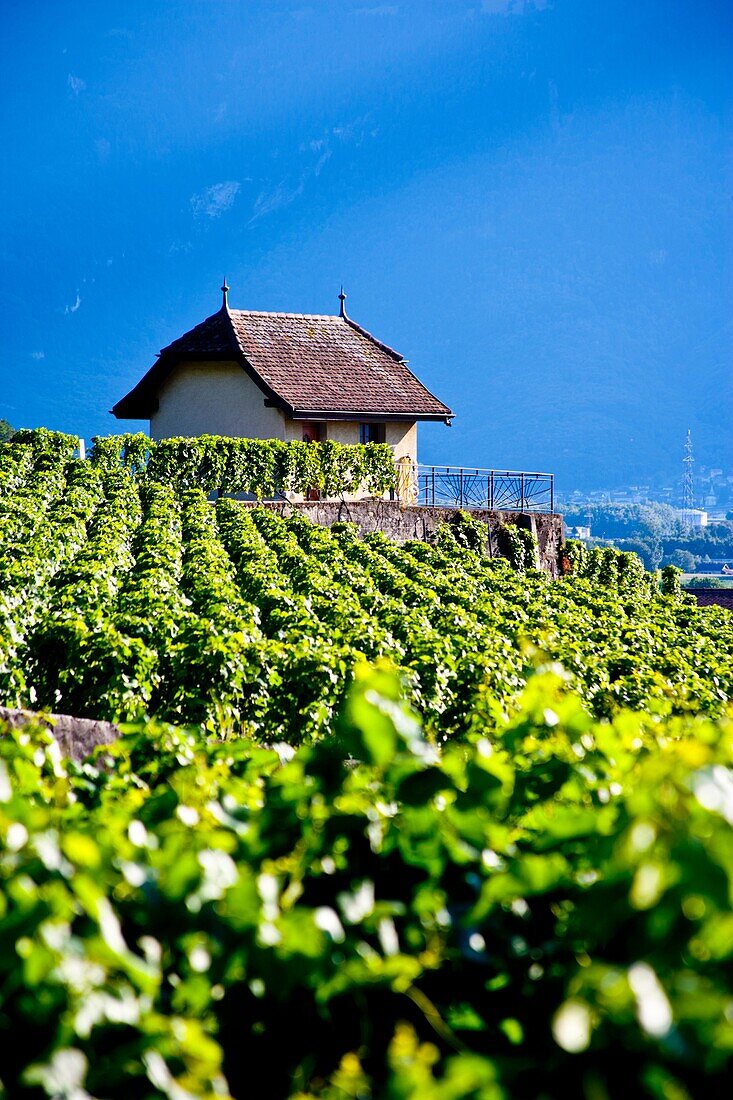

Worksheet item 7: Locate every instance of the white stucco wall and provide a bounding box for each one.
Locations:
[151,366,420,467]
[319,421,360,446]
[150,362,286,441]
[386,422,417,465]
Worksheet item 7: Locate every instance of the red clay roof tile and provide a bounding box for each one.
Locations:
[112,306,453,422]
[688,588,733,610]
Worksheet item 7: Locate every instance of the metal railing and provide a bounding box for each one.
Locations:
[412,464,554,513]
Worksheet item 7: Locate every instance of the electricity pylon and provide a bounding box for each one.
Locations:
[682,429,694,527]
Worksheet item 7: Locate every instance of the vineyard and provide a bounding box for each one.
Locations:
[1,431,732,739]
[1,431,732,1098]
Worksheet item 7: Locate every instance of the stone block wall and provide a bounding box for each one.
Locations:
[0,706,119,761]
[241,499,564,577]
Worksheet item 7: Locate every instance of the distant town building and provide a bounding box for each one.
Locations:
[566,525,591,540]
[678,508,708,528]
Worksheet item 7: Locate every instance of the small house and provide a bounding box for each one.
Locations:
[112,286,453,469]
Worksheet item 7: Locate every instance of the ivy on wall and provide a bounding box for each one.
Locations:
[86,432,397,499]
[498,523,538,573]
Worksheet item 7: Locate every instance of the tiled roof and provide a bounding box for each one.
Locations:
[163,310,238,359]
[687,588,733,610]
[112,306,453,421]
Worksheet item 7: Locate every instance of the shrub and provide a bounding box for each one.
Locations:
[661,564,682,599]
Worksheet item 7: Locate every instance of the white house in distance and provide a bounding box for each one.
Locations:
[112,285,453,467]
[677,509,708,528]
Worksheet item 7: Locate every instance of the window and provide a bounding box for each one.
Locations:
[359,423,386,445]
[301,422,325,444]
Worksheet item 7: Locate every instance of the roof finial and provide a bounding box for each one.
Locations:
[338,285,347,318]
[221,278,230,310]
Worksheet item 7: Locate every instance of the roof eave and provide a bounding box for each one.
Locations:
[111,387,161,420]
[111,401,153,420]
[111,341,295,420]
[290,408,454,423]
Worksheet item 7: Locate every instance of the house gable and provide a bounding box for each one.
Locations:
[150,361,286,442]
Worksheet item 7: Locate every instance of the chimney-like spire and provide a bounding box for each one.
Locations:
[338,285,347,318]
[221,278,230,310]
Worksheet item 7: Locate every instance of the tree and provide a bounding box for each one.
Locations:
[668,549,698,572]
[562,502,679,541]
[614,537,662,571]
[0,418,14,442]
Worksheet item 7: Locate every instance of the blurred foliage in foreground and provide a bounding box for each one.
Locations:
[1,665,732,1099]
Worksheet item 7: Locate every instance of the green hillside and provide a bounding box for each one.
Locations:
[1,431,732,1098]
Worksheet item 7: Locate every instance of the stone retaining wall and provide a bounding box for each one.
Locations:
[0,706,119,761]
[240,499,564,576]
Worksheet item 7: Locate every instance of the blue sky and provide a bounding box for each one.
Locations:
[1,0,730,487]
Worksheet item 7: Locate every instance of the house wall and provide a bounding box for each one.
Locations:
[149,362,420,501]
[151,364,419,469]
[387,422,417,464]
[283,418,417,464]
[282,418,417,502]
[150,361,286,441]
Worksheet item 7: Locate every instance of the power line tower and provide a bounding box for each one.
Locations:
[682,429,695,527]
